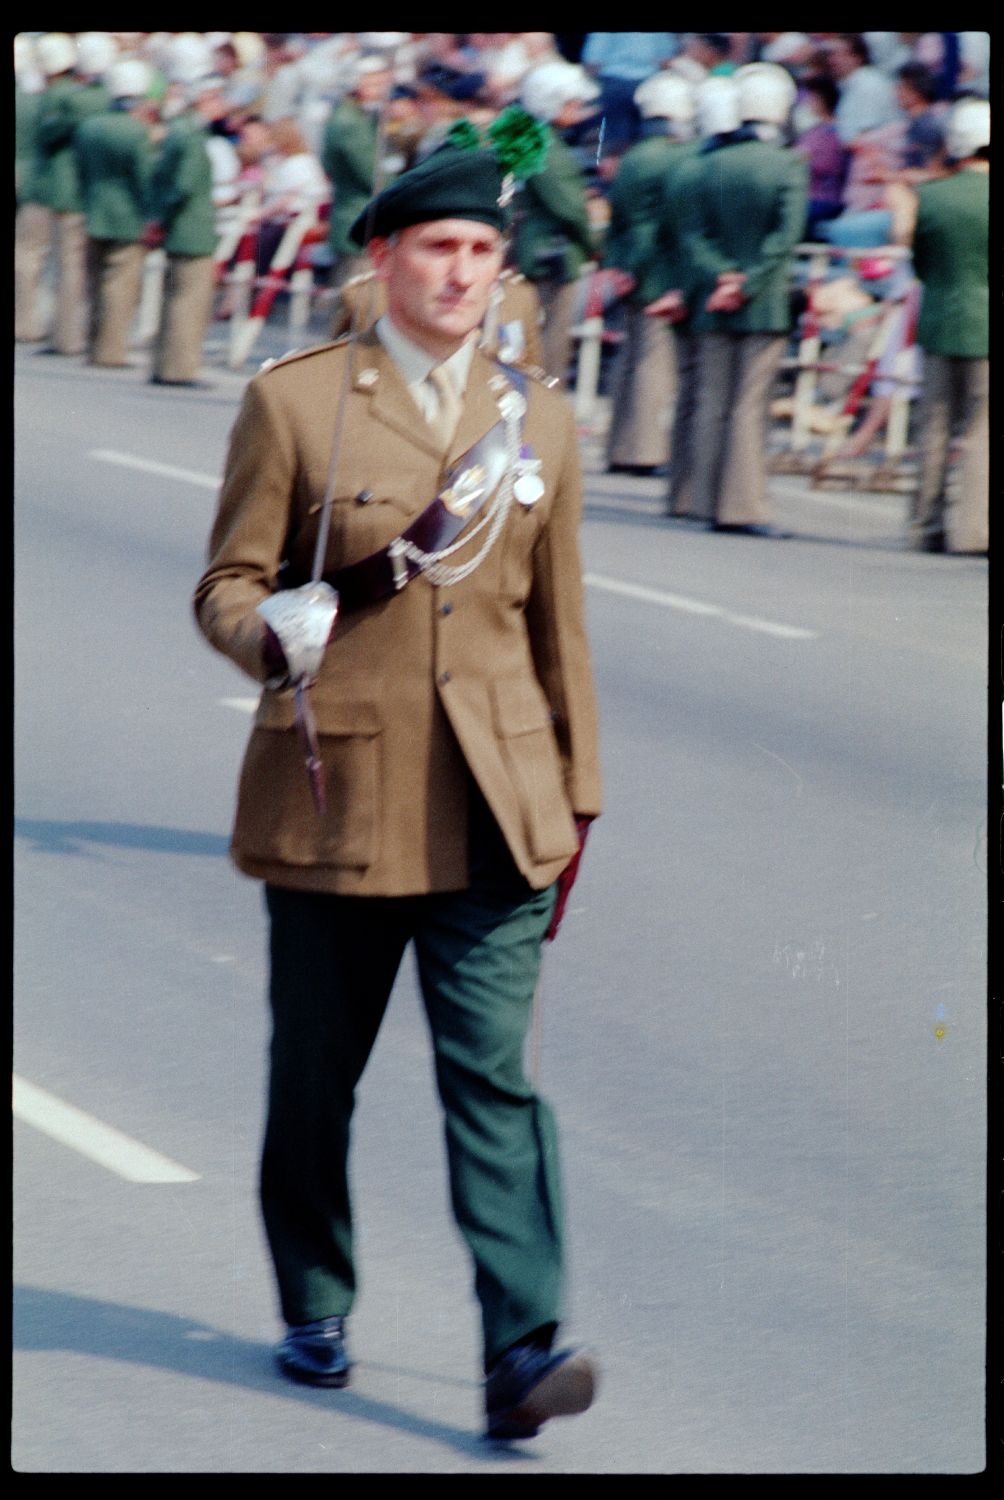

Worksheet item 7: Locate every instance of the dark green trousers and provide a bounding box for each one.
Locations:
[260,799,562,1371]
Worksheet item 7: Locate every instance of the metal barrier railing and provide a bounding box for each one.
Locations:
[567,242,920,490]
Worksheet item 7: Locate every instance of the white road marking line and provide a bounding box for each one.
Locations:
[88,449,220,490]
[12,1075,200,1184]
[220,696,259,714]
[584,572,818,640]
[85,450,817,642]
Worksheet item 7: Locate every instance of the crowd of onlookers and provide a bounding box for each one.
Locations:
[14,33,990,553]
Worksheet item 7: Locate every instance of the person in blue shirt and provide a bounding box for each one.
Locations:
[581,32,678,154]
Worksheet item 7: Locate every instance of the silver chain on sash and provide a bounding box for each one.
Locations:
[389,387,526,588]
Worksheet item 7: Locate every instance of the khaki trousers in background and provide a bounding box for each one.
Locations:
[665,328,699,518]
[689,332,786,526]
[14,204,88,352]
[912,354,989,554]
[604,305,676,470]
[85,240,148,367]
[151,253,216,383]
[535,278,580,387]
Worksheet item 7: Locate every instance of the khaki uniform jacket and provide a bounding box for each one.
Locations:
[330,267,545,370]
[193,331,602,897]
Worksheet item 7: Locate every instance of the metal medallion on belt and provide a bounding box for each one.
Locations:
[441,463,487,517]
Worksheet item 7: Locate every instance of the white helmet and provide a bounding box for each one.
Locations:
[945,97,990,160]
[357,32,411,51]
[36,32,78,76]
[14,33,37,78]
[165,32,215,84]
[107,58,154,101]
[521,60,600,123]
[668,56,708,86]
[734,62,796,126]
[75,31,119,78]
[633,72,696,125]
[696,75,740,138]
[231,32,265,70]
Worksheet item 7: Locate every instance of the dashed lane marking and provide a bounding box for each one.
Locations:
[88,449,220,490]
[85,451,819,642]
[12,1075,201,1184]
[584,573,819,641]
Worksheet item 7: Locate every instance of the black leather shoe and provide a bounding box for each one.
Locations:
[276,1316,351,1388]
[711,521,793,539]
[484,1341,597,1440]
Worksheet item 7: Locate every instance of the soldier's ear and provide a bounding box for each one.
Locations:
[367,236,393,281]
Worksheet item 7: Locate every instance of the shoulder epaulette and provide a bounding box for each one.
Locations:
[257,339,349,374]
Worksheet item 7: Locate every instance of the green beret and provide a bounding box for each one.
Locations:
[348,145,507,246]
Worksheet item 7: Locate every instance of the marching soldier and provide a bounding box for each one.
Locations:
[681,66,808,535]
[193,141,602,1443]
[75,60,160,368]
[603,71,699,476]
[146,75,229,386]
[895,97,989,555]
[515,61,600,385]
[329,261,545,369]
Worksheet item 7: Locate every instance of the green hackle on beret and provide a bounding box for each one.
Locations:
[348,108,550,247]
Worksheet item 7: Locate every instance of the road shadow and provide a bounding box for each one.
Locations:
[14,819,230,858]
[12,1286,538,1464]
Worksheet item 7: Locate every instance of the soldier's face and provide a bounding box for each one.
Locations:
[370,219,505,358]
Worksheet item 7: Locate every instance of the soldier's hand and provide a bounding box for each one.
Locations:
[705,274,746,314]
[545,817,594,943]
[644,289,686,321]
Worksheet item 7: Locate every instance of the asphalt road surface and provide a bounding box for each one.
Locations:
[14,342,988,1474]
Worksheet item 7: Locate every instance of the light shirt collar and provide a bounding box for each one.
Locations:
[376,314,476,416]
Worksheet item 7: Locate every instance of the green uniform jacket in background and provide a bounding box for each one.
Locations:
[16,87,43,204]
[680,137,808,334]
[148,113,217,257]
[513,128,596,285]
[605,135,700,309]
[33,77,110,213]
[75,108,155,242]
[321,99,382,258]
[912,167,989,358]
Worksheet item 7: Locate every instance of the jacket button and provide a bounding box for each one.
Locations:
[440,602,453,616]
[439,671,451,685]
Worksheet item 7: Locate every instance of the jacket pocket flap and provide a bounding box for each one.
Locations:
[492,675,553,737]
[255,690,381,736]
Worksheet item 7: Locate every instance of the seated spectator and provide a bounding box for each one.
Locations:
[794,75,851,237]
[252,118,329,275]
[825,34,900,146]
[895,63,947,172]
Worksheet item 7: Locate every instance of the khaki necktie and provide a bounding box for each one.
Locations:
[425,363,462,451]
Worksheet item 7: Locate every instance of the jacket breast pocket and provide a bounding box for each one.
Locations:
[238,693,382,869]
[492,675,576,863]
